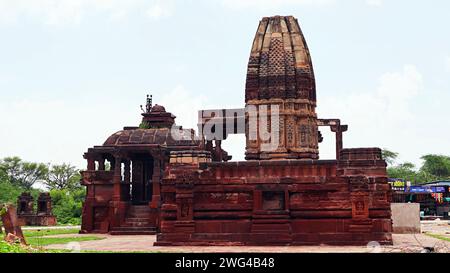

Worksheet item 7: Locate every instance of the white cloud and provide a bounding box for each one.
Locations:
[377,65,422,122]
[146,2,173,20]
[365,0,383,7]
[220,0,336,10]
[317,65,423,161]
[0,0,173,25]
[320,64,422,128]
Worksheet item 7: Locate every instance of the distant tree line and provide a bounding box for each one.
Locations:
[0,157,84,225]
[382,149,450,184]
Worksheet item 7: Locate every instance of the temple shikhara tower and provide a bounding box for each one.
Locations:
[80,16,393,245]
[245,16,319,160]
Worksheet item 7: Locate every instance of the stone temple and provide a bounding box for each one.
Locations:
[80,16,393,245]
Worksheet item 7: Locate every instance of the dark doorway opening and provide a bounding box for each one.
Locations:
[19,201,27,213]
[131,154,154,205]
[38,201,47,214]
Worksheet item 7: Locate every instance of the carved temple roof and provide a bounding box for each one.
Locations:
[103,128,200,147]
[245,15,316,102]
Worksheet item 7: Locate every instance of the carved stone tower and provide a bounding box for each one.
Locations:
[245,16,319,160]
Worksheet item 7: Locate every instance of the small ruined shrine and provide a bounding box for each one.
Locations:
[16,192,57,226]
[80,16,393,245]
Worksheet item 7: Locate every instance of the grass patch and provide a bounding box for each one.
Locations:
[27,236,104,247]
[2,228,104,253]
[0,240,29,253]
[426,233,450,242]
[0,240,70,253]
[23,228,80,238]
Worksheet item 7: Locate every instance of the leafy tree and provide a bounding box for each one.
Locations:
[0,180,41,206]
[0,157,48,189]
[0,168,7,183]
[420,154,450,179]
[382,149,399,166]
[385,153,450,184]
[0,180,23,204]
[414,170,438,184]
[387,162,418,182]
[0,157,21,181]
[50,188,85,225]
[45,163,81,191]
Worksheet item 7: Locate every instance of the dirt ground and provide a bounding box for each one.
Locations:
[45,221,450,253]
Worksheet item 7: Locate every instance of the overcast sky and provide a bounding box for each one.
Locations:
[0,0,449,169]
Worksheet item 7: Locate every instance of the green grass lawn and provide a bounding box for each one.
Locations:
[0,240,30,253]
[0,240,69,253]
[1,228,104,253]
[27,236,104,247]
[24,228,104,248]
[23,228,80,238]
[425,233,450,242]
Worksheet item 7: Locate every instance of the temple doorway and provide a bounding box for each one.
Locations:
[131,155,154,205]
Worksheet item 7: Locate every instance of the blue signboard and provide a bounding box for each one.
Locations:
[407,186,446,193]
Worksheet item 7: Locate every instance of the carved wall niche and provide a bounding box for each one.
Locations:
[351,193,370,219]
[262,191,285,211]
[177,199,193,221]
[162,192,176,204]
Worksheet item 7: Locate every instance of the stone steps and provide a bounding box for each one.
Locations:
[110,205,156,235]
[121,222,152,227]
[110,227,156,235]
[127,213,151,218]
[125,217,150,223]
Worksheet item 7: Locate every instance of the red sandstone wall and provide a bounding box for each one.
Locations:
[156,148,393,246]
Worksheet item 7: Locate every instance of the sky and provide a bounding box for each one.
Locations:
[0,0,449,170]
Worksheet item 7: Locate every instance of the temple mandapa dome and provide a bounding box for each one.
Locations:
[103,128,199,147]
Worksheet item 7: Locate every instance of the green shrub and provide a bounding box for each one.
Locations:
[50,188,85,225]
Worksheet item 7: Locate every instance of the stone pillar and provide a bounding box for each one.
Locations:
[112,156,122,202]
[331,125,348,161]
[123,160,131,202]
[214,140,223,162]
[124,160,131,183]
[206,140,213,155]
[80,170,95,233]
[110,158,116,171]
[110,154,128,229]
[150,158,161,209]
[98,158,105,171]
[87,157,95,171]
